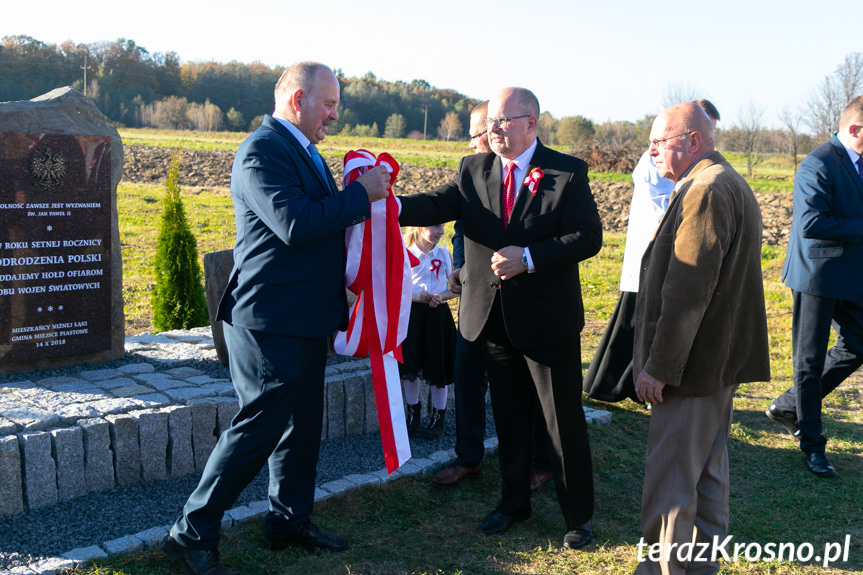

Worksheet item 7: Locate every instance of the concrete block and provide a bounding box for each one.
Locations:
[20,431,58,509]
[0,435,24,515]
[78,418,115,492]
[343,473,381,488]
[102,534,144,555]
[363,372,378,433]
[314,486,334,502]
[165,406,194,478]
[3,405,61,431]
[105,414,141,485]
[134,525,170,548]
[28,556,78,574]
[320,478,354,495]
[226,505,258,524]
[325,375,345,438]
[133,410,169,481]
[62,545,108,562]
[189,400,218,472]
[215,398,239,435]
[343,374,365,436]
[51,427,87,502]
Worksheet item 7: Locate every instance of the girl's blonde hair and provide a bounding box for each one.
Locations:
[402,226,422,248]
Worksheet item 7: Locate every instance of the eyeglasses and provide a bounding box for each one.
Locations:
[648,131,692,150]
[470,129,487,140]
[483,115,530,129]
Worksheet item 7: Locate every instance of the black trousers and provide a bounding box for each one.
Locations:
[453,328,552,471]
[171,322,327,549]
[772,290,863,454]
[479,295,594,528]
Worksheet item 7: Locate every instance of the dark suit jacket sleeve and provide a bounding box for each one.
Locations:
[527,164,602,270]
[398,157,465,226]
[795,149,863,244]
[235,134,370,246]
[452,220,465,269]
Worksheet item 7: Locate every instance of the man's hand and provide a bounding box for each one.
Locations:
[448,268,462,294]
[635,369,666,405]
[491,246,527,280]
[356,165,390,202]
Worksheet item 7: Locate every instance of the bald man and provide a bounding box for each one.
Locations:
[633,103,770,575]
[400,87,601,549]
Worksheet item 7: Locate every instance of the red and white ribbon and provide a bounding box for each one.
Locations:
[524,167,544,196]
[334,149,416,473]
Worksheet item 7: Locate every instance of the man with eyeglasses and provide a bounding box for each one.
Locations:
[399,87,601,550]
[432,101,554,493]
[633,103,769,575]
[584,100,719,403]
[765,96,863,477]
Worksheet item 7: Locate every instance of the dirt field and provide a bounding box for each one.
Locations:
[122,145,792,246]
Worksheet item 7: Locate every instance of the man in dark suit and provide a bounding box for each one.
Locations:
[161,62,389,575]
[634,103,770,575]
[399,87,601,549]
[432,100,553,492]
[765,96,863,477]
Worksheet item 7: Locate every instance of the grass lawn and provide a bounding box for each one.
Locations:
[86,226,862,574]
[98,131,858,574]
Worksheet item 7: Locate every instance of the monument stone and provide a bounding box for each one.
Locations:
[0,87,124,373]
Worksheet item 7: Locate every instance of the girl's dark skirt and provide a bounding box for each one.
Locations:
[399,302,456,388]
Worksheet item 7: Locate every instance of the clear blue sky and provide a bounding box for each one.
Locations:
[4,0,858,131]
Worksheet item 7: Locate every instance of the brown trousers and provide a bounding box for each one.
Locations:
[635,385,737,575]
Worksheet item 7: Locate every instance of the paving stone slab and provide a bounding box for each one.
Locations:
[117,363,156,375]
[163,387,216,403]
[0,435,24,515]
[189,400,218,472]
[62,545,108,562]
[78,418,115,492]
[134,525,171,548]
[138,376,188,391]
[165,406,194,477]
[3,406,61,431]
[105,414,141,486]
[28,556,78,574]
[133,409,169,481]
[20,431,58,509]
[102,534,144,555]
[51,427,87,502]
[77,368,125,381]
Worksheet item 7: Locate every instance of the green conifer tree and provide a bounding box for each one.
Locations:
[151,151,209,331]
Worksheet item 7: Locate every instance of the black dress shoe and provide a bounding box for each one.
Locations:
[563,522,592,549]
[161,536,236,575]
[478,509,530,535]
[765,404,799,436]
[266,522,349,552]
[806,452,836,477]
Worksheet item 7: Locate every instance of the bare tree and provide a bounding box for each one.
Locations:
[778,105,804,174]
[806,52,863,138]
[733,100,765,178]
[437,111,462,142]
[662,82,700,107]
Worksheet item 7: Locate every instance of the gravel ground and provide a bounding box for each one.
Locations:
[0,353,493,571]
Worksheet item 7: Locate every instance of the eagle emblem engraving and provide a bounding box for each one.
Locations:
[29,146,67,190]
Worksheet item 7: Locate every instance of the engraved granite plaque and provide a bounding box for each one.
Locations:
[0,132,113,361]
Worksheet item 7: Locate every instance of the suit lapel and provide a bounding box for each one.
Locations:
[507,146,542,233]
[831,136,863,197]
[484,158,504,224]
[267,115,335,196]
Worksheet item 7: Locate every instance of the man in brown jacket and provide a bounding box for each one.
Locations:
[633,103,770,575]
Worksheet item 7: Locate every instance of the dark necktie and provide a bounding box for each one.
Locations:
[857,156,863,183]
[502,161,516,228]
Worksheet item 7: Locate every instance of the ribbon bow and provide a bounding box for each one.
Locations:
[524,168,544,196]
[334,149,414,473]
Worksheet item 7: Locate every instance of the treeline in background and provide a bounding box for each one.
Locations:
[3,35,862,171]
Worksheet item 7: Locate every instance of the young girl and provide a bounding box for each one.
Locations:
[400,225,456,439]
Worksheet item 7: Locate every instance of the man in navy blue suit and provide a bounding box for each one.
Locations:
[766,96,863,478]
[162,62,389,575]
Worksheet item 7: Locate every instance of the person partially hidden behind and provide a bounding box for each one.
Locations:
[765,95,863,477]
[160,62,390,575]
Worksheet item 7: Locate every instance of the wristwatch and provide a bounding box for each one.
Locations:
[521,249,528,270]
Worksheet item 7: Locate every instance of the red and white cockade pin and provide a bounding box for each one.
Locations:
[524,168,544,196]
